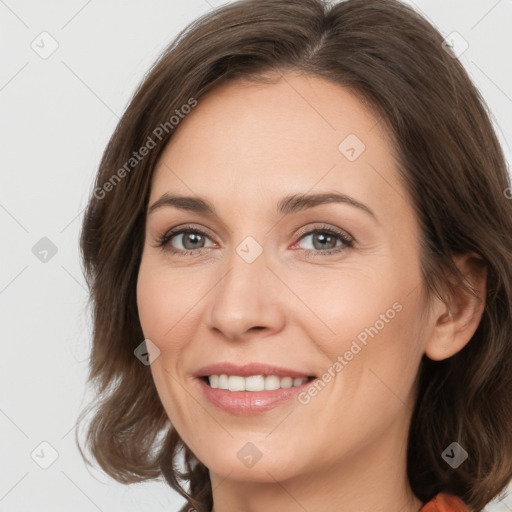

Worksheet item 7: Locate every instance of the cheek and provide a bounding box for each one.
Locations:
[136,259,199,429]
[136,262,187,365]
[136,257,195,348]
[304,261,425,384]
[297,269,403,342]
[136,263,167,342]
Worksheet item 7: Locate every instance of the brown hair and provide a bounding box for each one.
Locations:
[78,0,512,510]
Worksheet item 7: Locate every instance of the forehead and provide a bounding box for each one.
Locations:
[150,73,404,216]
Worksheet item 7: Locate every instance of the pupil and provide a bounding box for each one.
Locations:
[184,232,203,249]
[314,233,335,250]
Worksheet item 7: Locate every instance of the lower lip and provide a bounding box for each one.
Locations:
[197,378,312,416]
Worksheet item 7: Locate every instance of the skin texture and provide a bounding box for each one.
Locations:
[136,72,486,512]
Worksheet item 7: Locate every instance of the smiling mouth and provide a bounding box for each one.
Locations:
[204,374,315,392]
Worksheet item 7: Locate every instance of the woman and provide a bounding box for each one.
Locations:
[78,0,512,511]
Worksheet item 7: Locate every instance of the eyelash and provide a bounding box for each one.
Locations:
[154,224,354,258]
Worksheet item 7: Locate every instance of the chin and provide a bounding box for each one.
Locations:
[194,438,311,483]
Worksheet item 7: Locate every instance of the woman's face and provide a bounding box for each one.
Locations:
[137,73,434,484]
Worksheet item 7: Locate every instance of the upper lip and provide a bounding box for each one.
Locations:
[194,362,314,379]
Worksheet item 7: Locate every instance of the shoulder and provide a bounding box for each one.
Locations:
[419,493,471,512]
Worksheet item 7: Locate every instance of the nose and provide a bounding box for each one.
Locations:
[205,247,286,341]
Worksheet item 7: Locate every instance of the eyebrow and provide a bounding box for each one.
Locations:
[148,192,377,221]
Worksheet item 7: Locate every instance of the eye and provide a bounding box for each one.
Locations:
[293,225,354,256]
[155,226,215,256]
[154,223,354,258]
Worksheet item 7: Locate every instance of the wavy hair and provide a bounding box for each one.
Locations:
[78,0,512,510]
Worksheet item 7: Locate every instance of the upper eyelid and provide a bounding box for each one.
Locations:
[294,224,353,241]
[164,224,217,241]
[162,223,351,238]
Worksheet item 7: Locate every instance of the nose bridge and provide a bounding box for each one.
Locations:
[206,237,284,340]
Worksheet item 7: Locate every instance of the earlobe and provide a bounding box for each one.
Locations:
[424,253,487,361]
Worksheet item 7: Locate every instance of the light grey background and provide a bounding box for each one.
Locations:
[1,1,511,511]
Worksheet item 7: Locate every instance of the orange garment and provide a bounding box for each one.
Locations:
[419,493,470,512]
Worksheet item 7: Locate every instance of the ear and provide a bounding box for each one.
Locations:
[424,253,487,361]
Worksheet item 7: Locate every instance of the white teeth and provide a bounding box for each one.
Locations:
[265,375,281,390]
[207,374,308,391]
[280,376,293,388]
[245,375,265,391]
[228,375,245,391]
[218,374,229,390]
[209,375,219,388]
